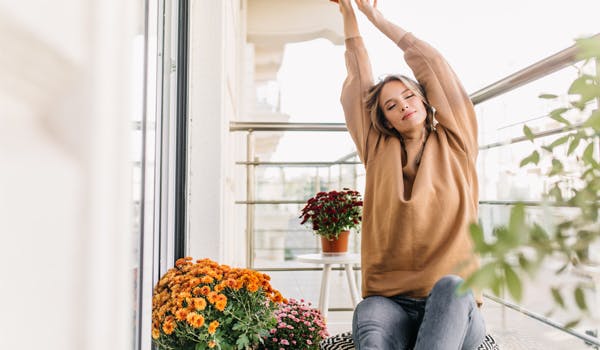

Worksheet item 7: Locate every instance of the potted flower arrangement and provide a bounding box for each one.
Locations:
[262,298,329,350]
[152,257,285,350]
[299,188,363,253]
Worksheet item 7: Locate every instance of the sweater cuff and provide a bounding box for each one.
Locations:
[345,36,365,51]
[396,32,415,50]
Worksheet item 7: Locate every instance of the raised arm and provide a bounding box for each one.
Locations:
[339,0,375,164]
[355,0,478,157]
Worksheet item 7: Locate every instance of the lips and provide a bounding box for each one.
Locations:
[402,111,416,120]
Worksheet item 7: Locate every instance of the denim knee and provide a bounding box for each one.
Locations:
[352,296,413,350]
[430,275,464,297]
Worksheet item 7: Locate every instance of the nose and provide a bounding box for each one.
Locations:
[401,104,409,111]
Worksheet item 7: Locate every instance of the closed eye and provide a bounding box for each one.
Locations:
[403,93,415,99]
[386,104,396,111]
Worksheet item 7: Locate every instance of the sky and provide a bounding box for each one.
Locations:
[272,0,599,162]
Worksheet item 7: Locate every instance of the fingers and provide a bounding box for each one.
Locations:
[354,0,374,11]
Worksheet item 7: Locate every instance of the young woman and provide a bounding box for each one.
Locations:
[337,0,486,349]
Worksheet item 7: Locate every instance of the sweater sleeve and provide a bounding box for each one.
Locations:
[398,33,478,158]
[341,36,375,165]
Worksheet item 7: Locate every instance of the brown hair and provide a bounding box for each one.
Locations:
[365,74,436,139]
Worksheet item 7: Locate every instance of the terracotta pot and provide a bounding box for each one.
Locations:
[321,230,350,253]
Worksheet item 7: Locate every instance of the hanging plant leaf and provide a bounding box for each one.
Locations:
[523,125,535,141]
[520,150,540,167]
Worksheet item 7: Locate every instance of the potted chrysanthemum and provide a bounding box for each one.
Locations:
[262,298,329,350]
[299,188,363,253]
[152,257,285,350]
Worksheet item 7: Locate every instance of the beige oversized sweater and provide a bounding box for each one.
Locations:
[342,33,480,299]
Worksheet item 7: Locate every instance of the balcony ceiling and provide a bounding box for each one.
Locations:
[247,0,344,47]
[247,0,344,81]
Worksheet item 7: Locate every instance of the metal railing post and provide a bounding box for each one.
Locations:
[246,130,256,268]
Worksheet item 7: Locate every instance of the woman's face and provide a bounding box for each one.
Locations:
[378,80,427,135]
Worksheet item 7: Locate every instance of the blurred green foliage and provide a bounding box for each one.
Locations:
[462,35,600,326]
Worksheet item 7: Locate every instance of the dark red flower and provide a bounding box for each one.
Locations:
[299,188,363,239]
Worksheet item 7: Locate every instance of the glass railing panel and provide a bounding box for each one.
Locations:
[254,164,364,201]
[254,131,358,162]
[475,61,591,147]
[478,131,592,203]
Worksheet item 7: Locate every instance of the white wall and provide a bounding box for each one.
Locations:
[187,0,247,266]
[0,1,135,349]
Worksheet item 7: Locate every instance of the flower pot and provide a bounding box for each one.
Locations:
[321,230,350,253]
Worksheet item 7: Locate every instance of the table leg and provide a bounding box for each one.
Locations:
[345,263,360,307]
[319,263,331,318]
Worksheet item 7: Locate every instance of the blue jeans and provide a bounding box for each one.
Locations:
[352,275,486,350]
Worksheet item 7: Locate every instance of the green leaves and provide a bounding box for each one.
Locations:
[470,222,489,253]
[548,135,570,150]
[523,125,535,141]
[582,143,595,165]
[504,263,523,301]
[584,109,600,131]
[548,159,564,176]
[575,36,600,60]
[551,288,566,309]
[568,74,600,104]
[460,261,499,295]
[520,150,540,167]
[549,108,570,126]
[508,203,526,238]
[574,287,588,311]
[235,334,250,349]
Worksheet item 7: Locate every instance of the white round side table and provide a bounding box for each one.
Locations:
[296,253,361,318]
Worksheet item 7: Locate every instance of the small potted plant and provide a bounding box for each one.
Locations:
[299,188,363,253]
[262,298,329,350]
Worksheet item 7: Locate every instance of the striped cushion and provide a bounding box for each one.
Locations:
[319,332,354,350]
[319,332,499,350]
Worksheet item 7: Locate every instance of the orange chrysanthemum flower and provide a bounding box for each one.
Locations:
[151,328,160,339]
[208,320,220,335]
[201,275,214,284]
[207,291,218,304]
[162,320,175,335]
[186,312,205,328]
[208,340,216,348]
[175,308,189,321]
[199,286,211,295]
[192,297,207,311]
[247,283,259,293]
[215,300,226,311]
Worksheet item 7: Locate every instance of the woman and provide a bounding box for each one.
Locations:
[337,0,486,349]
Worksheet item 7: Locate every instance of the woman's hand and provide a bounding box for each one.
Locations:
[354,0,379,21]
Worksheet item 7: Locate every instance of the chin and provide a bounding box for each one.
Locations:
[405,115,426,126]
